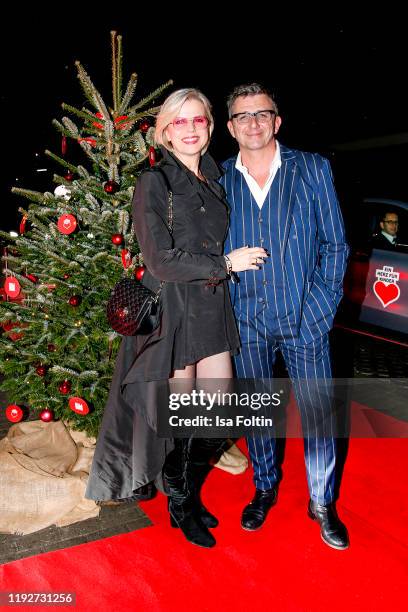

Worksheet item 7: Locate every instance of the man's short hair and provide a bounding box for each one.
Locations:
[227,83,279,118]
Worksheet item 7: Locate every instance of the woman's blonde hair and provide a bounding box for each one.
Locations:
[154,88,214,154]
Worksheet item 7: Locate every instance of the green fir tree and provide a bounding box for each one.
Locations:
[0,31,172,437]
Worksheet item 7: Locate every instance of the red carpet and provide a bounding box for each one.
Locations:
[1,436,407,610]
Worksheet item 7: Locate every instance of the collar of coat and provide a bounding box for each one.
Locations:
[158,146,224,183]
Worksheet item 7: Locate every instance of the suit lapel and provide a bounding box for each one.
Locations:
[278,147,299,261]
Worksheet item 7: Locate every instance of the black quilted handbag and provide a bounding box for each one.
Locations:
[106,167,173,336]
[106,277,163,336]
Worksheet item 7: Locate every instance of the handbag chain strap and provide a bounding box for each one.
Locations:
[148,166,173,299]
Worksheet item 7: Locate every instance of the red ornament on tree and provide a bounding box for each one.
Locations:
[93,112,104,130]
[59,380,72,394]
[149,146,156,167]
[6,405,24,423]
[19,215,29,235]
[78,137,97,148]
[36,365,47,377]
[61,136,67,156]
[104,180,120,194]
[139,119,150,133]
[47,343,57,352]
[69,397,90,415]
[57,214,77,235]
[121,249,131,269]
[4,277,21,299]
[39,409,54,422]
[25,273,38,283]
[114,115,130,130]
[68,295,81,307]
[63,273,70,280]
[64,171,74,182]
[111,233,123,245]
[135,265,146,281]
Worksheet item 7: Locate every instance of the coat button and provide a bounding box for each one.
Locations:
[200,206,206,212]
[202,240,208,248]
[216,241,221,247]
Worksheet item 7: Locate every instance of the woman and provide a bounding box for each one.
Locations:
[86,88,266,548]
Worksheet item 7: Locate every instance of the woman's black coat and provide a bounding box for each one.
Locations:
[85,149,238,500]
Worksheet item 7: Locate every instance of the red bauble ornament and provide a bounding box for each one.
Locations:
[68,295,81,307]
[63,273,70,280]
[64,171,74,182]
[61,136,67,156]
[25,273,38,283]
[59,379,72,394]
[111,233,123,245]
[39,408,54,422]
[4,277,21,299]
[104,180,120,194]
[36,365,47,377]
[78,137,97,148]
[6,404,24,423]
[48,343,57,352]
[149,146,156,167]
[57,214,77,235]
[69,396,90,415]
[135,265,146,281]
[121,248,131,269]
[139,119,150,133]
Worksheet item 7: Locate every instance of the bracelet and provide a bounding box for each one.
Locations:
[224,255,233,275]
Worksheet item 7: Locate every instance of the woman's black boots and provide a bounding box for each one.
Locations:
[163,438,227,548]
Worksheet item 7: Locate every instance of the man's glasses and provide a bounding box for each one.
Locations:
[231,110,276,125]
[170,116,209,131]
[384,220,398,225]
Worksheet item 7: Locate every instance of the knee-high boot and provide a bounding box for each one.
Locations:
[163,438,216,548]
[188,438,231,528]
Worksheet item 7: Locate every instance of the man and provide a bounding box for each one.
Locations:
[220,83,350,549]
[371,211,399,250]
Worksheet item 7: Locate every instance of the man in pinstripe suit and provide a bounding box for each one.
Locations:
[220,83,350,549]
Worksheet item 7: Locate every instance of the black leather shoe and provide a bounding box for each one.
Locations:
[241,487,278,531]
[308,500,349,550]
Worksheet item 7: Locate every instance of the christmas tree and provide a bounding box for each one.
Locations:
[0,31,172,437]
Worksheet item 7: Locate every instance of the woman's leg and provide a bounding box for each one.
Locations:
[190,352,234,526]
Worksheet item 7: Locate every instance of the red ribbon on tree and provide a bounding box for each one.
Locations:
[149,146,156,167]
[61,136,67,156]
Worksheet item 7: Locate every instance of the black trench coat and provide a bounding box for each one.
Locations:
[85,149,240,500]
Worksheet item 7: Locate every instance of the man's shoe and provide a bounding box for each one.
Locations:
[241,487,278,531]
[308,500,349,550]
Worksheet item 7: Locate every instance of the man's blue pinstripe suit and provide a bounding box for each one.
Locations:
[220,144,349,504]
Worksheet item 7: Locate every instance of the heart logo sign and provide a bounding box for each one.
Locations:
[373,281,400,308]
[373,266,401,308]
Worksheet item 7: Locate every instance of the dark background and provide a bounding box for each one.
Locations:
[2,9,407,231]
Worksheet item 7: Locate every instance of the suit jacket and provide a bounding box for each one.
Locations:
[220,144,349,344]
[371,232,397,251]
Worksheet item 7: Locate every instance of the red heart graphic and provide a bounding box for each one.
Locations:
[373,281,400,308]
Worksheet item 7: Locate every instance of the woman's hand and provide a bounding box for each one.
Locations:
[226,246,268,272]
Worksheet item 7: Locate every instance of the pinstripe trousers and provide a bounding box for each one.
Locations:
[234,326,336,505]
